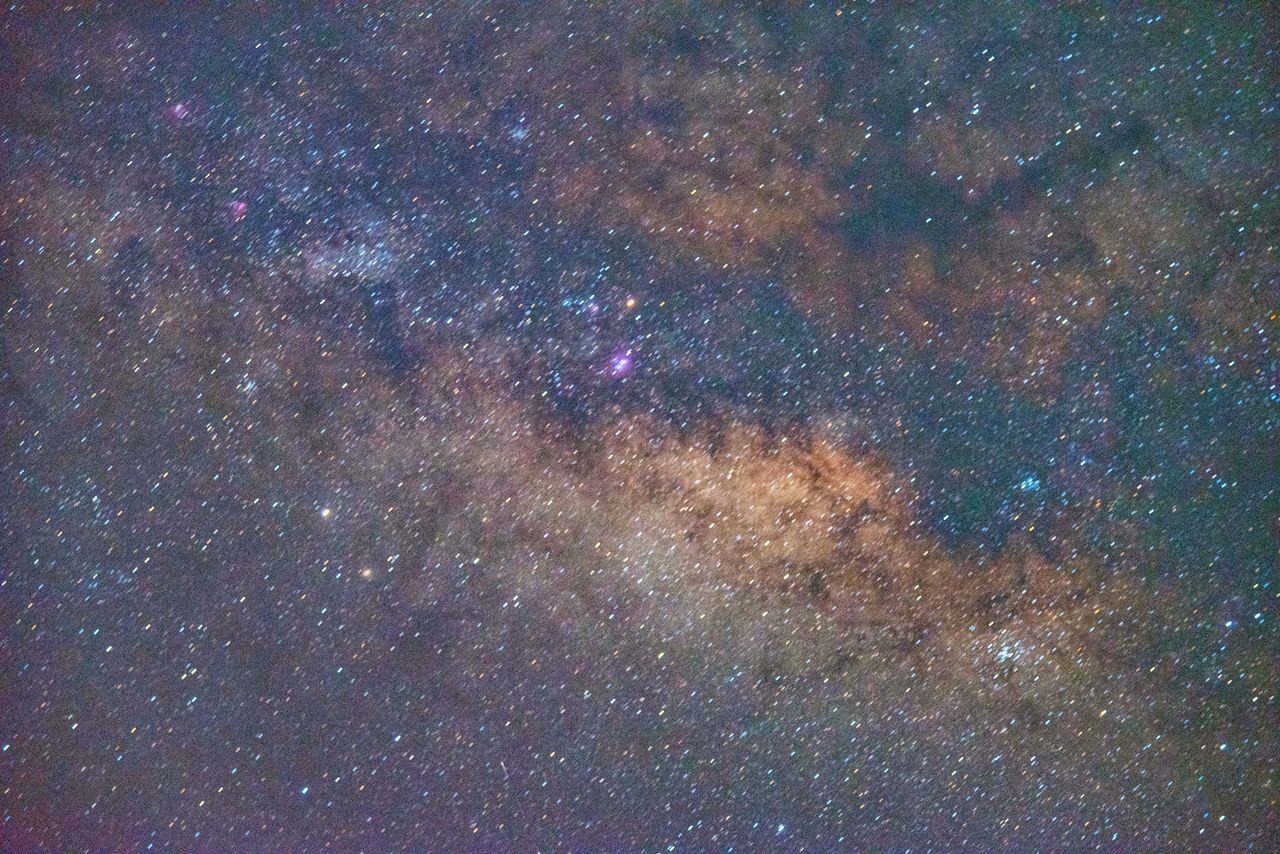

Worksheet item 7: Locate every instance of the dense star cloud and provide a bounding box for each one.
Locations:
[1,2,1277,850]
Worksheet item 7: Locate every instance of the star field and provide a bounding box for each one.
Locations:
[1,2,1277,850]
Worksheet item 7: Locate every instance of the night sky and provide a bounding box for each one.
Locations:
[2,2,1277,850]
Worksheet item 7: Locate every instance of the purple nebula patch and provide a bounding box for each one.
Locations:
[607,349,634,378]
